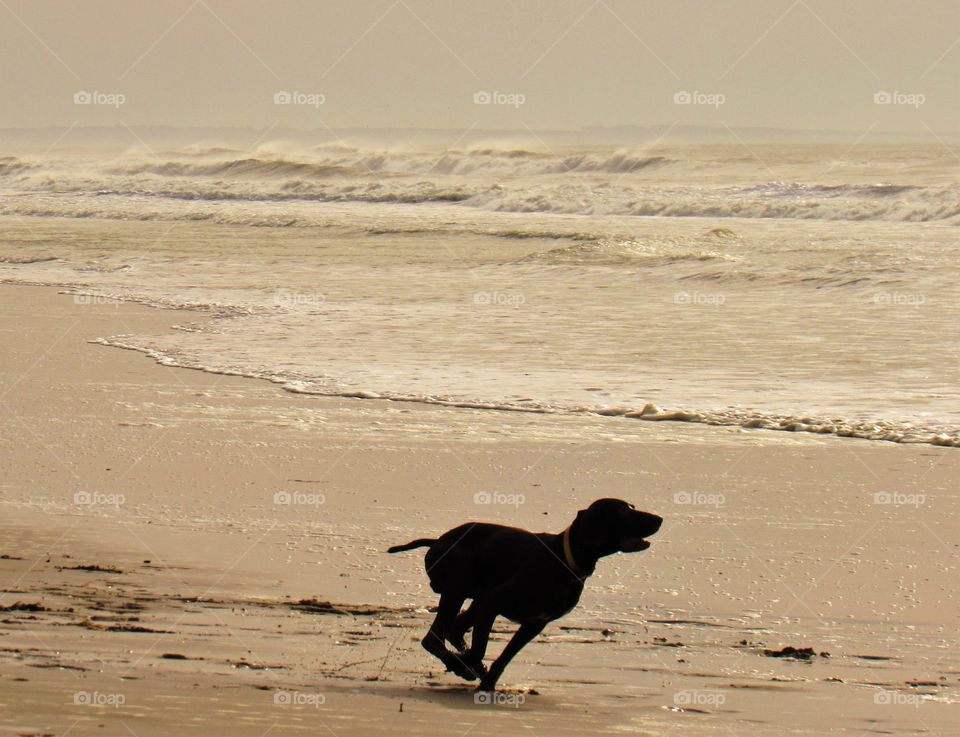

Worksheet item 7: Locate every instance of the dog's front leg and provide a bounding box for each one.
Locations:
[477,621,545,692]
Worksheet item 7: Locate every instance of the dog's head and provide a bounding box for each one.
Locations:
[572,498,663,558]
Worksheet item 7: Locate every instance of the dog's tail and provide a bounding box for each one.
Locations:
[387,538,437,554]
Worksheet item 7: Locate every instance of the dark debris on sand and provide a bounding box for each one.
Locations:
[71,619,172,634]
[0,602,52,612]
[653,637,685,647]
[762,646,830,661]
[289,598,389,616]
[56,564,124,574]
[228,659,286,670]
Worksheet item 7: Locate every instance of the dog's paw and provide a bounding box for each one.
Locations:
[468,660,488,680]
[448,655,486,682]
[448,662,478,681]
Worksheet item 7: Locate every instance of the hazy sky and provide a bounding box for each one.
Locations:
[1,0,957,135]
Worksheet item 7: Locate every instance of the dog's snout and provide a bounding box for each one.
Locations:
[638,512,663,536]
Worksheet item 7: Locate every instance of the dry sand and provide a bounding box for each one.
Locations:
[0,284,957,736]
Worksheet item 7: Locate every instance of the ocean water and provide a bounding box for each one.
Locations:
[1,141,958,446]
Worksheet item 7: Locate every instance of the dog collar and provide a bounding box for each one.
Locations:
[562,527,585,577]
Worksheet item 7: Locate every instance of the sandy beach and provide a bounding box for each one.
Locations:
[1,284,956,736]
[3,2,959,733]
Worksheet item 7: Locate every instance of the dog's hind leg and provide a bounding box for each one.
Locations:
[477,621,546,692]
[446,600,477,653]
[421,593,484,681]
[459,601,499,676]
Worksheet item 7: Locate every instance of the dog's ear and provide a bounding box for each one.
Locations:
[570,506,591,533]
[571,504,622,557]
[571,505,597,529]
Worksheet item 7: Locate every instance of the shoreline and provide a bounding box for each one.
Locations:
[1,283,957,736]
[93,327,960,449]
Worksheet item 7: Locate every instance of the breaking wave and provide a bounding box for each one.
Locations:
[99,147,676,179]
[0,156,36,178]
[2,144,957,225]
